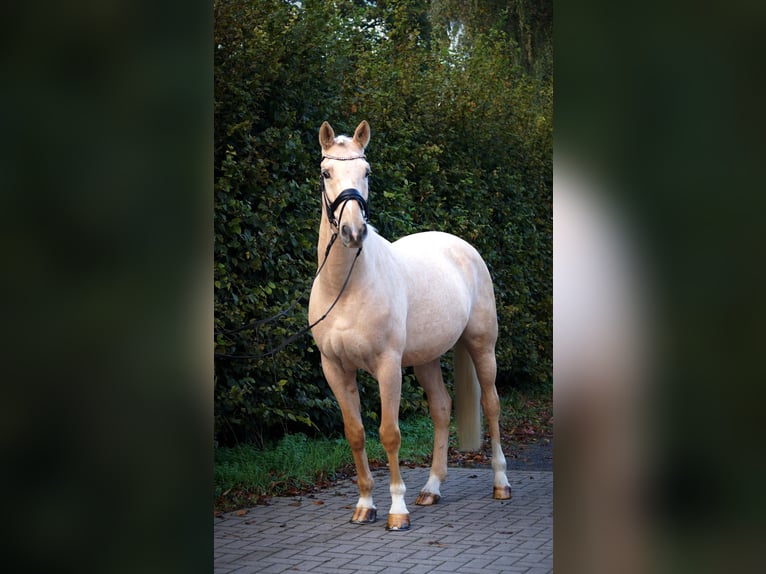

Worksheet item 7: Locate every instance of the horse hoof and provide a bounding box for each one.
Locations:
[350,507,377,524]
[493,486,512,500]
[415,491,441,506]
[385,513,411,531]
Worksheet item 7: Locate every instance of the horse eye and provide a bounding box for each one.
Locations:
[322,170,331,179]
[365,170,371,178]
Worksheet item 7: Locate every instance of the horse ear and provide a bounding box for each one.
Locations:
[353,120,370,150]
[319,121,335,151]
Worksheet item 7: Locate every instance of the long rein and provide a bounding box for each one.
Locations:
[215,153,368,361]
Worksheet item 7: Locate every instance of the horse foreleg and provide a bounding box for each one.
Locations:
[414,359,450,505]
[376,358,410,531]
[322,357,377,523]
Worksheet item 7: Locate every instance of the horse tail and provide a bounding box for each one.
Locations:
[454,340,482,451]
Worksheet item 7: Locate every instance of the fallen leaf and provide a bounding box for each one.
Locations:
[235,509,248,517]
[312,500,324,505]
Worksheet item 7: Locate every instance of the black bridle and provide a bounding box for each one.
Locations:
[319,153,370,229]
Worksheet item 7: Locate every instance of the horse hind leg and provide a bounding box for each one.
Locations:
[460,337,512,500]
[413,358,451,506]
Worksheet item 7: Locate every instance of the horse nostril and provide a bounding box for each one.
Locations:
[340,223,365,246]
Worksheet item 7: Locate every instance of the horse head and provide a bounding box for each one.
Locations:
[319,120,371,248]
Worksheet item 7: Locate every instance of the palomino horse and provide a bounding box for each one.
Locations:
[308,120,511,531]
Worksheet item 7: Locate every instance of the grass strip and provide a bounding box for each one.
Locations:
[214,387,551,511]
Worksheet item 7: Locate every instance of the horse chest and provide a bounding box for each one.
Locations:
[312,300,405,371]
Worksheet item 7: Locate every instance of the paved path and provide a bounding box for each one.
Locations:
[215,467,552,573]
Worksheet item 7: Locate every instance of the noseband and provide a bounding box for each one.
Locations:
[320,154,370,229]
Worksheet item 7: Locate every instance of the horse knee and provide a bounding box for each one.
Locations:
[345,423,366,452]
[379,422,401,452]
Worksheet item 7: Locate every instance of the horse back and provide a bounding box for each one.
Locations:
[391,231,496,365]
[392,231,492,291]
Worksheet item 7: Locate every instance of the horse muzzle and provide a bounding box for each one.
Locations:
[341,221,367,248]
[324,187,369,248]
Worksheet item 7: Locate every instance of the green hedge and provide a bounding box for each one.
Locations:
[214,0,551,445]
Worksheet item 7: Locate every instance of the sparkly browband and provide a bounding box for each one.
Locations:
[322,153,366,161]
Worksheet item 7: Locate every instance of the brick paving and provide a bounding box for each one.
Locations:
[214,467,552,573]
